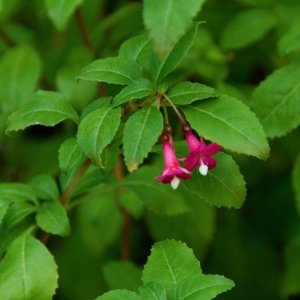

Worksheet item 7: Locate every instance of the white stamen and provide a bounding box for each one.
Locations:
[199,162,208,176]
[171,176,180,190]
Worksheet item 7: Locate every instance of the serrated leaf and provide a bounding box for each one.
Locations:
[29,175,59,202]
[46,0,82,30]
[102,261,142,292]
[183,95,270,159]
[168,81,219,105]
[143,0,205,54]
[36,200,70,236]
[58,137,86,175]
[118,34,151,66]
[0,183,37,204]
[142,240,201,289]
[151,24,198,84]
[6,90,79,132]
[252,63,300,138]
[123,106,163,172]
[293,154,300,214]
[119,166,188,215]
[139,282,167,300]
[221,9,275,50]
[0,44,41,114]
[113,78,153,107]
[183,153,246,208]
[174,274,234,300]
[278,19,300,55]
[0,234,58,300]
[95,290,141,300]
[77,107,121,168]
[79,57,142,85]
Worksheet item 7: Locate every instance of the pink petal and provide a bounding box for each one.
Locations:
[204,143,221,155]
[202,156,217,169]
[184,151,200,170]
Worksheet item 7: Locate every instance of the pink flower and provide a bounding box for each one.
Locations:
[184,126,221,176]
[157,132,191,189]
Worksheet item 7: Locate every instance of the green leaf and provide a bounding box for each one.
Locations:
[46,0,83,30]
[278,19,300,55]
[102,261,142,292]
[221,9,276,50]
[183,153,246,208]
[151,24,198,84]
[183,95,270,159]
[0,44,41,114]
[174,274,234,300]
[77,107,121,168]
[143,0,205,54]
[293,154,300,214]
[6,90,79,133]
[58,137,86,175]
[142,240,201,289]
[113,78,153,106]
[139,282,167,300]
[120,166,188,215]
[0,234,58,300]
[0,201,9,224]
[78,57,142,85]
[29,175,59,202]
[0,183,37,204]
[123,106,163,172]
[81,97,112,119]
[95,290,141,300]
[36,200,71,236]
[168,81,219,105]
[118,34,151,66]
[252,63,300,138]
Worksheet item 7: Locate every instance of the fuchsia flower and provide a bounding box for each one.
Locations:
[183,126,221,176]
[157,132,191,189]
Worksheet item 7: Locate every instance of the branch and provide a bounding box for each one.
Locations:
[75,8,93,52]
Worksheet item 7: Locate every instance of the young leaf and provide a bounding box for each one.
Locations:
[183,95,270,159]
[46,0,83,30]
[174,274,234,300]
[119,166,188,215]
[0,234,58,300]
[95,290,141,300]
[118,34,151,66]
[113,78,153,107]
[142,240,201,289]
[252,63,300,138]
[143,0,205,54]
[102,261,142,292]
[77,107,121,168]
[123,106,163,172]
[36,200,71,236]
[139,282,167,300]
[293,154,300,214]
[0,183,37,204]
[29,174,59,202]
[168,81,219,105]
[151,24,198,84]
[278,19,300,55]
[221,9,276,50]
[0,45,41,114]
[183,153,246,209]
[78,57,142,85]
[58,137,86,175]
[6,90,80,132]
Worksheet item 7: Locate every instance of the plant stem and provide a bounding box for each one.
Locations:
[114,154,132,261]
[163,93,187,125]
[0,27,15,47]
[75,8,93,52]
[162,101,170,126]
[39,159,92,245]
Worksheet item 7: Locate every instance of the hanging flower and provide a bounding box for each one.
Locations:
[183,126,221,176]
[157,132,191,189]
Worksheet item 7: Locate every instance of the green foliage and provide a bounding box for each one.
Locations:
[29,175,59,202]
[0,234,58,300]
[293,154,300,214]
[278,19,300,55]
[183,95,270,159]
[252,63,300,138]
[123,106,163,172]
[6,90,80,132]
